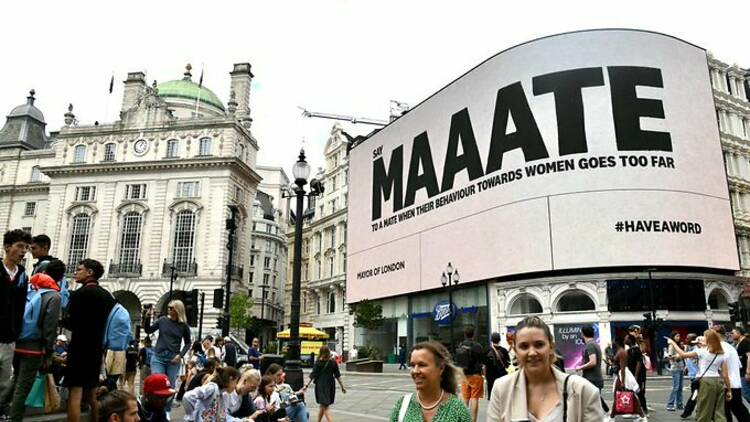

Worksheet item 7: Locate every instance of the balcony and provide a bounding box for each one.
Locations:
[109,261,143,277]
[162,259,198,277]
[227,264,244,281]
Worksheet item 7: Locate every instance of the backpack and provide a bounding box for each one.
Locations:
[455,341,480,371]
[57,277,70,311]
[19,286,56,341]
[103,302,133,351]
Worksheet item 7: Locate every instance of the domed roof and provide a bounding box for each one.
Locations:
[157,66,224,111]
[8,90,45,123]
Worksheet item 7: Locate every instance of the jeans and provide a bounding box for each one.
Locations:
[0,343,14,413]
[742,378,750,404]
[8,354,43,421]
[667,369,684,409]
[150,351,181,411]
[286,402,309,422]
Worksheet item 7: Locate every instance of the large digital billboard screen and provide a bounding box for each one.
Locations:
[347,30,739,303]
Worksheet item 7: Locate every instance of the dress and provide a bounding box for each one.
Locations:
[311,359,340,406]
[389,394,471,422]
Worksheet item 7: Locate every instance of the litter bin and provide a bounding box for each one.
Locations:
[260,354,285,375]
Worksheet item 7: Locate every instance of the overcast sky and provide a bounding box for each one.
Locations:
[1,0,747,176]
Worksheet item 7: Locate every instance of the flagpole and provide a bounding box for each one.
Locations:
[194,63,204,118]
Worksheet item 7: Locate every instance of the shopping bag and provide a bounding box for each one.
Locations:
[614,368,640,393]
[614,390,635,415]
[44,374,60,413]
[24,374,45,408]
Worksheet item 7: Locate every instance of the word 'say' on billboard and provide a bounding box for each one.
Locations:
[346,29,739,304]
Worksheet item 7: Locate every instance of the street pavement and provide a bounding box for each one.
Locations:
[28,365,750,421]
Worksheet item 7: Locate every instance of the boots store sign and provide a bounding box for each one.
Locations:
[346,29,739,303]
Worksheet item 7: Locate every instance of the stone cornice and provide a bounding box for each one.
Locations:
[39,156,262,184]
[0,182,50,194]
[714,93,750,114]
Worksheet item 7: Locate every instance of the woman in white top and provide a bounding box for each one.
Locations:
[667,329,731,422]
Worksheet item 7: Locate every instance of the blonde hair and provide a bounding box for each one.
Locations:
[240,367,261,383]
[168,300,187,324]
[704,329,724,354]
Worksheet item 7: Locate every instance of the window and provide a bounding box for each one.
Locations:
[329,227,336,248]
[73,145,86,163]
[328,256,334,276]
[199,138,211,156]
[263,273,270,284]
[250,255,256,266]
[272,292,276,303]
[556,290,596,312]
[509,293,543,315]
[30,166,41,182]
[332,175,337,191]
[273,258,277,270]
[266,240,272,252]
[103,143,117,161]
[67,214,91,266]
[234,187,243,204]
[316,258,321,279]
[118,212,143,271]
[249,272,254,283]
[125,184,147,200]
[266,224,272,233]
[316,297,321,314]
[172,210,196,272]
[303,292,308,311]
[316,234,322,252]
[328,292,336,313]
[177,181,200,198]
[252,222,257,231]
[239,144,246,161]
[708,290,729,310]
[331,199,337,212]
[264,257,271,269]
[166,139,179,158]
[24,202,36,216]
[75,186,97,202]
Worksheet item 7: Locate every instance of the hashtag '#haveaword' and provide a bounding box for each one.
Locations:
[615,221,624,232]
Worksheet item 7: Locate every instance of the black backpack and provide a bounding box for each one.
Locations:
[455,341,481,372]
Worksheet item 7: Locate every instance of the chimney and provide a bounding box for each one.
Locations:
[121,72,147,113]
[229,63,253,126]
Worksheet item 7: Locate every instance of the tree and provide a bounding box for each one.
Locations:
[229,294,251,335]
[349,299,384,331]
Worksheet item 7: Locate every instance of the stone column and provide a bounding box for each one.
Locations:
[229,63,253,126]
[121,72,147,113]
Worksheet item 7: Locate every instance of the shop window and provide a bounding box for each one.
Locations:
[708,290,729,310]
[556,290,596,312]
[509,293,542,315]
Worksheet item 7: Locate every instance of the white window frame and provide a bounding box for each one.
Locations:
[176,181,200,198]
[30,166,41,182]
[24,202,36,216]
[73,145,86,163]
[166,139,179,158]
[199,137,212,156]
[125,184,147,200]
[118,212,143,271]
[103,143,117,161]
[67,213,91,266]
[75,186,97,202]
[172,210,196,272]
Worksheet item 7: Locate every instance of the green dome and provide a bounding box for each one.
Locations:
[157,78,225,111]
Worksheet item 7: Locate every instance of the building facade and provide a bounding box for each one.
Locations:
[285,124,351,354]
[248,166,290,346]
[0,63,262,335]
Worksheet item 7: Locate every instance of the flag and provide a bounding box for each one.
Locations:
[108,75,114,94]
[198,69,204,88]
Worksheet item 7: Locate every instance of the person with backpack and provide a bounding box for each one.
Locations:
[4,261,64,421]
[63,258,117,422]
[485,332,510,399]
[455,326,484,422]
[30,235,70,311]
[0,229,32,418]
[144,300,191,412]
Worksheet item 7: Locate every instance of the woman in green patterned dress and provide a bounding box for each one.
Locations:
[389,341,471,422]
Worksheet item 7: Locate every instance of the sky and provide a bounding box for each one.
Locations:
[1,0,748,176]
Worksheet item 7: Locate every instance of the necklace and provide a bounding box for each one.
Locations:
[417,389,444,411]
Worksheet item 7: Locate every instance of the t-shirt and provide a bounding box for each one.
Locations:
[457,340,484,375]
[736,338,750,376]
[248,347,260,369]
[721,342,742,388]
[696,348,727,378]
[581,340,603,384]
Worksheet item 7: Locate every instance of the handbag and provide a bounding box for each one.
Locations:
[691,353,719,393]
[614,390,635,414]
[43,373,61,413]
[614,367,640,393]
[25,374,45,408]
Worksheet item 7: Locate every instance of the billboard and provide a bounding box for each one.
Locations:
[347,29,739,303]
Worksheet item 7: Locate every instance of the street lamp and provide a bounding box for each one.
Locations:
[441,262,460,351]
[644,268,663,376]
[223,204,240,337]
[283,149,323,390]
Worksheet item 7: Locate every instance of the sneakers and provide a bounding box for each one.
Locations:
[666,407,676,411]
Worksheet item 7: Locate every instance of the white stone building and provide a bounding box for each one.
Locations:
[285,124,350,354]
[0,63,262,335]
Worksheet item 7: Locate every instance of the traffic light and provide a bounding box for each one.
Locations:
[184,289,199,327]
[729,301,742,323]
[213,288,224,309]
[642,312,653,328]
[216,315,225,330]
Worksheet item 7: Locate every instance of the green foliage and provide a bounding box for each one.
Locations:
[229,294,250,335]
[357,343,382,361]
[349,299,385,331]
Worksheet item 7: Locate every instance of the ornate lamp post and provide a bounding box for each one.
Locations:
[283,149,323,390]
[441,262,460,351]
[223,204,239,337]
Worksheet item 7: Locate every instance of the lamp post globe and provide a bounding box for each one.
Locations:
[293,149,311,187]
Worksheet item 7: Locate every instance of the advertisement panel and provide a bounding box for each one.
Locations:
[554,323,600,370]
[347,29,739,303]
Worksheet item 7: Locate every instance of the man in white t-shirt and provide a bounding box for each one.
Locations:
[715,325,750,422]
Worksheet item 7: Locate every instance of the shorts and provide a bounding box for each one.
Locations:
[461,374,484,400]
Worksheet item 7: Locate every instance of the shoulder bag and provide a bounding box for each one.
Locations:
[691,352,719,397]
[398,393,413,422]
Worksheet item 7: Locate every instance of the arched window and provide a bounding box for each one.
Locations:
[30,166,41,182]
[199,138,211,156]
[103,143,117,161]
[73,145,86,163]
[556,290,596,312]
[118,212,143,273]
[67,213,91,265]
[172,210,196,272]
[708,290,729,310]
[509,293,543,315]
[328,292,336,313]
